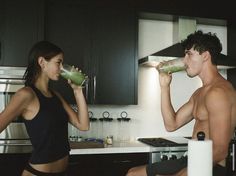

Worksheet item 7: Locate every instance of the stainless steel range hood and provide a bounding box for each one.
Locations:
[138,42,184,67]
[139,17,236,69]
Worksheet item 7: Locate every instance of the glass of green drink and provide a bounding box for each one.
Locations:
[157,57,186,74]
[60,64,88,86]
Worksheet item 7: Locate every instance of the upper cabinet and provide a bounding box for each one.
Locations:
[0,0,44,66]
[226,19,236,88]
[45,1,92,104]
[90,7,137,104]
[45,1,138,105]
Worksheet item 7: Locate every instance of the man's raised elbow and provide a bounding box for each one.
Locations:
[81,125,90,131]
[164,124,178,132]
[165,126,176,132]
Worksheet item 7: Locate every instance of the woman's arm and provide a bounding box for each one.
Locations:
[56,85,89,131]
[0,87,34,133]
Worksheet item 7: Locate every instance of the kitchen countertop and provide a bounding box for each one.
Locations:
[0,140,188,154]
[0,140,151,154]
[70,140,151,155]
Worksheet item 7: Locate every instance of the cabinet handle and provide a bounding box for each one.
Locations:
[0,42,1,61]
[93,76,96,101]
[4,93,7,107]
[69,162,80,166]
[113,160,132,163]
[85,79,89,100]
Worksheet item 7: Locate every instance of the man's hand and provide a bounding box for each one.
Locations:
[159,72,172,88]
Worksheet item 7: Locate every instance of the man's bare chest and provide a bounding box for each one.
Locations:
[192,90,209,121]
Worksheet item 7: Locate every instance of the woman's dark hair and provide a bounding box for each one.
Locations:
[181,30,222,65]
[23,41,63,86]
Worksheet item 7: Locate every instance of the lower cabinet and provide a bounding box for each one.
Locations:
[0,153,31,176]
[68,153,149,176]
[0,152,149,176]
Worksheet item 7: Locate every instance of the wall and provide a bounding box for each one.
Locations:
[69,19,227,141]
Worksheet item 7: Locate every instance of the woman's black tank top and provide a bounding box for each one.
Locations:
[24,85,70,164]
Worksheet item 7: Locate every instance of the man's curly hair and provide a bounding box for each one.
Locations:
[181,30,222,65]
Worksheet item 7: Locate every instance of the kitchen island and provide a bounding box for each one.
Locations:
[69,140,151,176]
[0,139,188,175]
[0,140,151,176]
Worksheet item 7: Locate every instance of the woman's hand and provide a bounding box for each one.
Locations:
[67,66,84,93]
[67,79,83,92]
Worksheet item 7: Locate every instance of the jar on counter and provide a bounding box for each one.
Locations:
[117,111,131,142]
[88,111,98,139]
[106,135,113,145]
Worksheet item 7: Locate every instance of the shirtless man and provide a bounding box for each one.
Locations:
[126,30,236,176]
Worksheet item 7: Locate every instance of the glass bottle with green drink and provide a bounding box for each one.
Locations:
[60,64,88,86]
[157,57,187,74]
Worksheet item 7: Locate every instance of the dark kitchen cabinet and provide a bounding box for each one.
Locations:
[45,1,138,105]
[45,1,91,104]
[91,7,137,105]
[0,0,44,66]
[227,19,236,88]
[0,153,30,176]
[68,153,149,176]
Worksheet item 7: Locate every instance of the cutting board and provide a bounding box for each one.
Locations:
[70,141,104,149]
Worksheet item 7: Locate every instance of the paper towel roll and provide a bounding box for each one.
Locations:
[187,139,213,176]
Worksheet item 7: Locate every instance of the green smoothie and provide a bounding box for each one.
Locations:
[157,58,186,74]
[60,71,87,86]
[160,65,186,73]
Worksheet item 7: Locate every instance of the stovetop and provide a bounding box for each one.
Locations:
[138,137,189,147]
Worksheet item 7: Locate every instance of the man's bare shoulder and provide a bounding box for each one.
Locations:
[207,79,236,103]
[214,79,235,94]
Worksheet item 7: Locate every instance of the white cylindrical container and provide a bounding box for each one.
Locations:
[188,139,213,176]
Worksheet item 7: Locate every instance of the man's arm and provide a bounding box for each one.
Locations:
[159,72,194,131]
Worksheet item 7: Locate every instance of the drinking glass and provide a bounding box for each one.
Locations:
[156,57,186,74]
[60,64,88,86]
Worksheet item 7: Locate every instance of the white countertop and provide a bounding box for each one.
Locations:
[70,139,188,155]
[70,140,151,155]
[0,139,188,154]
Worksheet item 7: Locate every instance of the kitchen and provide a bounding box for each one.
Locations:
[0,0,235,175]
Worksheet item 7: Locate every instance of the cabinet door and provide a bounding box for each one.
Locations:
[45,2,138,105]
[227,19,236,88]
[0,3,4,64]
[0,153,30,176]
[91,7,138,105]
[45,1,91,104]
[0,0,44,66]
[68,153,149,176]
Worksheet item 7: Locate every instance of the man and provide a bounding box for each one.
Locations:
[126,30,236,176]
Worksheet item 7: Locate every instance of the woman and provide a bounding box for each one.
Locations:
[0,41,89,176]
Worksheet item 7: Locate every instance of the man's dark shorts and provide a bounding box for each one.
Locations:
[146,156,226,176]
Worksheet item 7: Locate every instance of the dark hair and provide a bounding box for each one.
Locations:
[181,30,222,65]
[23,41,63,86]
